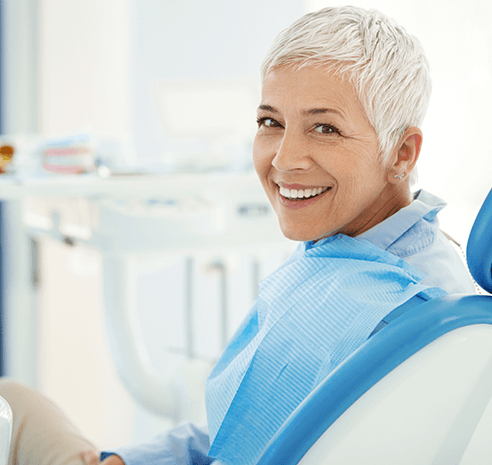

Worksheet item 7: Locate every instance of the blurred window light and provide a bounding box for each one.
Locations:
[153,78,259,141]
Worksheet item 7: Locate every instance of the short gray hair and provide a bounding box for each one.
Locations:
[261,6,431,181]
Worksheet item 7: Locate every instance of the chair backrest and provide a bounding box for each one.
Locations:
[257,189,492,465]
[467,188,492,293]
[0,396,12,465]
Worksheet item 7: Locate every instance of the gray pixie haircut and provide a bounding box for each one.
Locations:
[261,6,431,175]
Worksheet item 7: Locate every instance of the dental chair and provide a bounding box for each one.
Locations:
[0,396,12,465]
[258,189,492,465]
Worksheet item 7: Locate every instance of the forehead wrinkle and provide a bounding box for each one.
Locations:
[305,107,345,117]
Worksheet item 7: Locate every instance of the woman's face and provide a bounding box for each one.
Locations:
[254,65,406,242]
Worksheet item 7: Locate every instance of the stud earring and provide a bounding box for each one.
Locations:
[394,173,405,180]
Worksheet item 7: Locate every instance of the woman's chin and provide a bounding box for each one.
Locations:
[280,225,327,243]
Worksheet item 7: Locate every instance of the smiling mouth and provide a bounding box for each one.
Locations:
[278,185,331,201]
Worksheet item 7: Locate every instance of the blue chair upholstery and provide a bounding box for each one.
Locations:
[467,189,492,293]
[257,189,492,465]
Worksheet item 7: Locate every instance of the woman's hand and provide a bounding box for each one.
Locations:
[81,450,126,465]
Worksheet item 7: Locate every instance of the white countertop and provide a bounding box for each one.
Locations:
[0,169,261,199]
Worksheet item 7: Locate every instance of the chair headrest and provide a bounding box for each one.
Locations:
[467,189,492,293]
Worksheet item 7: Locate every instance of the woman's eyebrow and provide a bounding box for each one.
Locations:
[258,104,278,113]
[257,105,345,118]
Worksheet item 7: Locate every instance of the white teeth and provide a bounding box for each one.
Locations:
[279,186,329,200]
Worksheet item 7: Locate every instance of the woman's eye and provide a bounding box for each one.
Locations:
[313,123,339,134]
[257,117,281,128]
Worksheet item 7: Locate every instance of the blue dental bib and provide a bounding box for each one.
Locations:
[205,234,446,465]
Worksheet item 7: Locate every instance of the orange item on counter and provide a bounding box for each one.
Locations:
[0,145,14,173]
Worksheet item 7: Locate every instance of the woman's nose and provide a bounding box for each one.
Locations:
[271,130,314,172]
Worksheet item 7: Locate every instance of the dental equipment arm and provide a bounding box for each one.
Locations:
[102,255,212,424]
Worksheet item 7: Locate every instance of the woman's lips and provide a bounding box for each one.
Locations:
[277,184,332,209]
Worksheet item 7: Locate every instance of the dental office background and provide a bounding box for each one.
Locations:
[0,0,491,451]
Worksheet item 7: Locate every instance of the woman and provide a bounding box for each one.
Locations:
[0,5,476,465]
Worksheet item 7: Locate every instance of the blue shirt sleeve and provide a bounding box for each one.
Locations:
[100,423,214,465]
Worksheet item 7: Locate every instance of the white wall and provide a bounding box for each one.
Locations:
[39,0,134,164]
[126,0,303,166]
[1,0,39,133]
[37,0,304,168]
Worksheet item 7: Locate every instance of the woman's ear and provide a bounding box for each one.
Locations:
[388,126,422,183]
